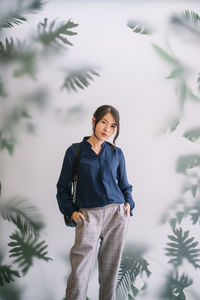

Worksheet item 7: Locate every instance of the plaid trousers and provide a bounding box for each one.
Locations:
[65,203,129,300]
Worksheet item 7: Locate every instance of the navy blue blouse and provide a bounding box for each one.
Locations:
[56,136,135,218]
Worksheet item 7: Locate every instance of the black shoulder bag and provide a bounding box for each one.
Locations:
[64,143,80,227]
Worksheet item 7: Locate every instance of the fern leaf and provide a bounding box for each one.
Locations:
[0,196,44,237]
[61,68,100,92]
[165,228,200,268]
[160,271,193,299]
[37,18,78,49]
[127,20,151,35]
[171,10,200,37]
[183,127,200,144]
[0,15,27,29]
[184,10,200,23]
[176,154,200,174]
[116,254,151,300]
[8,231,52,275]
[0,38,36,78]
[0,265,20,285]
[0,0,44,29]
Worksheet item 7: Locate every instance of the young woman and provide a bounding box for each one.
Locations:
[56,105,135,300]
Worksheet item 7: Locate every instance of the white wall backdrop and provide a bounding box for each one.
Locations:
[1,1,200,299]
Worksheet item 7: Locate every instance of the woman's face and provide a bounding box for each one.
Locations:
[93,112,117,141]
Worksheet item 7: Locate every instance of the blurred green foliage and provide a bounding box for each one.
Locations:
[37,18,78,49]
[8,231,52,275]
[128,8,200,299]
[1,196,45,237]
[0,0,44,29]
[159,271,193,300]
[61,68,100,92]
[127,20,152,35]
[116,245,151,300]
[165,228,200,269]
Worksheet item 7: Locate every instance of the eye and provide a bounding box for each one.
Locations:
[111,125,116,128]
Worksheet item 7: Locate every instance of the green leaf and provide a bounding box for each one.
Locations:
[169,117,180,133]
[128,293,134,300]
[116,251,151,300]
[61,68,100,92]
[165,228,200,268]
[0,130,16,155]
[0,15,27,29]
[131,284,139,296]
[188,88,200,102]
[152,43,179,65]
[159,271,193,299]
[171,10,200,37]
[127,20,151,35]
[184,10,200,24]
[37,18,78,49]
[8,231,52,275]
[176,211,185,224]
[178,81,187,108]
[183,128,200,144]
[176,155,200,174]
[0,281,22,300]
[166,67,183,79]
[0,38,37,79]
[190,200,200,225]
[0,0,44,29]
[0,265,20,285]
[191,184,198,197]
[0,196,44,237]
[169,218,177,231]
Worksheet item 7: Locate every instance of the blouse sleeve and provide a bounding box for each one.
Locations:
[117,149,135,216]
[56,146,78,218]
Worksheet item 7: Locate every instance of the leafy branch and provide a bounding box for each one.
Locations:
[0,38,37,78]
[0,197,45,237]
[159,271,193,299]
[171,10,200,37]
[61,68,100,92]
[37,18,78,49]
[176,154,200,174]
[0,265,20,285]
[116,252,151,300]
[0,0,45,29]
[8,231,52,275]
[165,227,200,268]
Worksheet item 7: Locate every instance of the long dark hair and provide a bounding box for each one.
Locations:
[93,105,120,147]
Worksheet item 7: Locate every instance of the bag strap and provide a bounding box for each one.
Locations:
[71,143,80,204]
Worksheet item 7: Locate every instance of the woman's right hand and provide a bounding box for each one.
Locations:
[71,211,85,224]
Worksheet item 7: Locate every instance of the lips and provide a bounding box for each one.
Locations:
[102,133,107,137]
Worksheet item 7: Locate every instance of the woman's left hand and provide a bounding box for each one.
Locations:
[124,202,130,216]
